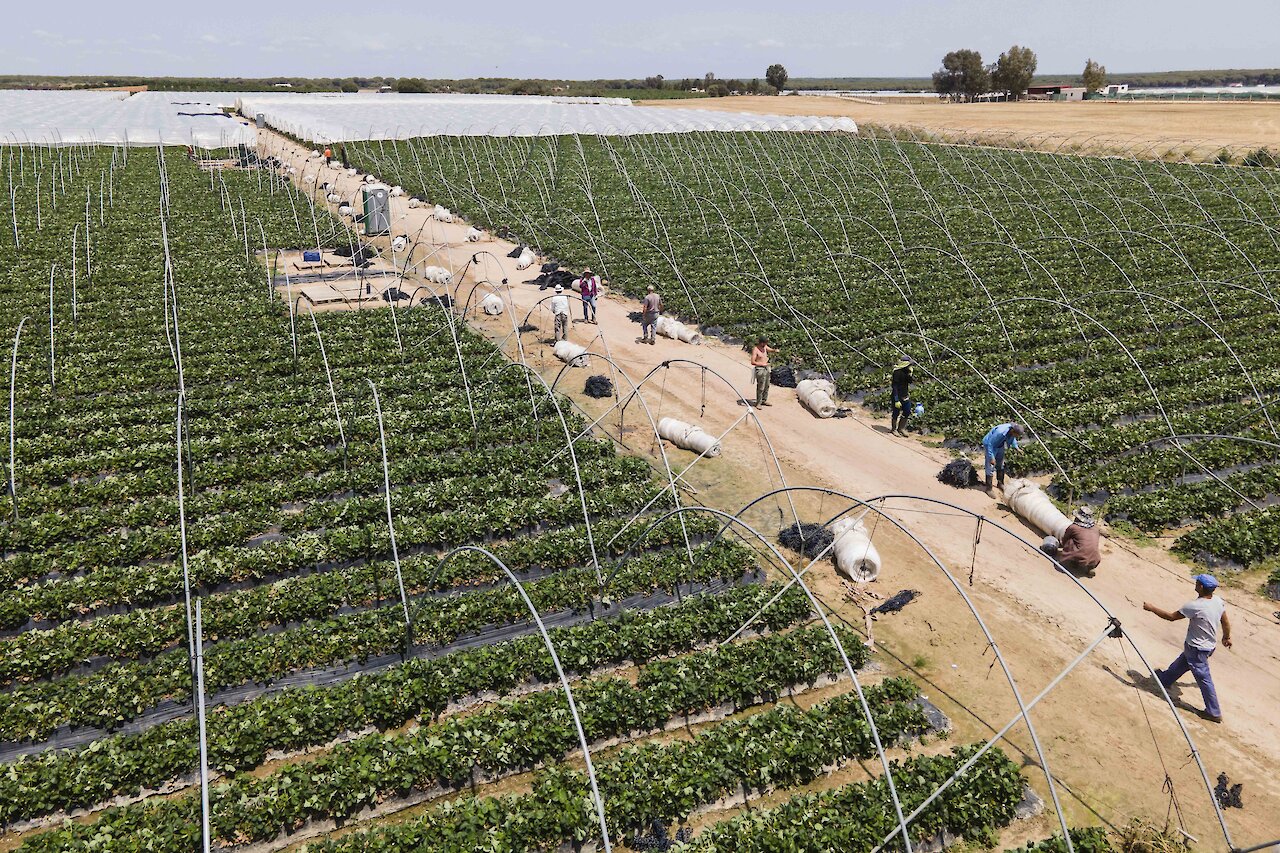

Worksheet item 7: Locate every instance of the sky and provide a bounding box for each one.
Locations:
[6,0,1279,80]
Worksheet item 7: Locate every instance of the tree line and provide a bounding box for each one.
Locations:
[933,47,1113,101]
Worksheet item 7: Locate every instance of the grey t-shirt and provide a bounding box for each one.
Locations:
[1179,596,1225,651]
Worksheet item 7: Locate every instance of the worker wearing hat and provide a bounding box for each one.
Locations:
[1054,505,1102,576]
[981,422,1025,493]
[549,284,571,342]
[577,268,600,324]
[890,356,915,436]
[1144,574,1232,722]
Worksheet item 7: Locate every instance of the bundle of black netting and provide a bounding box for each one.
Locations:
[938,458,978,488]
[517,322,538,333]
[380,287,408,302]
[423,294,453,309]
[532,270,578,290]
[585,375,614,398]
[779,522,834,558]
[770,365,797,388]
[506,244,526,259]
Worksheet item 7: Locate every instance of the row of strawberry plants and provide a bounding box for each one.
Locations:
[1,581,809,826]
[0,513,705,686]
[12,620,866,840]
[1,535,742,743]
[24,675,928,852]
[675,744,1025,852]
[0,477,659,629]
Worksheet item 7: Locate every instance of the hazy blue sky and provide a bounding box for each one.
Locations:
[7,0,1279,79]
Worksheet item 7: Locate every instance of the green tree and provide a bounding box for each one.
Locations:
[1082,58,1107,92]
[990,45,1037,100]
[765,63,789,93]
[340,78,359,93]
[932,49,989,102]
[394,77,429,93]
[643,75,665,90]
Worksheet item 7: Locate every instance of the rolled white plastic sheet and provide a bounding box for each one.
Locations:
[347,167,358,177]
[466,227,483,242]
[1004,479,1071,540]
[309,149,321,159]
[516,248,536,270]
[423,266,452,284]
[480,293,504,315]
[326,193,340,204]
[365,174,377,183]
[303,174,316,184]
[829,517,881,582]
[433,204,454,223]
[391,236,408,253]
[657,417,722,458]
[338,204,353,217]
[553,340,590,367]
[407,198,423,209]
[390,186,404,197]
[796,379,838,419]
[655,316,702,344]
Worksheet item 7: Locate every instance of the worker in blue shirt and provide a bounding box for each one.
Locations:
[982,422,1025,492]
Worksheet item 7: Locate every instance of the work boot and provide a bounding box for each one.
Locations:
[996,471,1005,490]
[984,474,993,491]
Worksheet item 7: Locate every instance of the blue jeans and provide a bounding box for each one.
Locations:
[1158,644,1220,718]
[582,295,597,321]
[983,443,1005,478]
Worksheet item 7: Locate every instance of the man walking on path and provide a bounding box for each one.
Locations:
[550,285,571,342]
[578,269,600,323]
[323,147,333,166]
[751,338,779,408]
[1144,574,1232,722]
[890,356,914,436]
[639,285,662,345]
[982,422,1025,492]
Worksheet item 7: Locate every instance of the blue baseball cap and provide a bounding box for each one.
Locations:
[1194,574,1219,590]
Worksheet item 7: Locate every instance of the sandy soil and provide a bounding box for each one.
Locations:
[264,131,1280,849]
[639,95,1280,159]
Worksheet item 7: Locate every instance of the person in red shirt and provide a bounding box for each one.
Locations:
[577,268,600,323]
[323,147,333,166]
[751,338,779,407]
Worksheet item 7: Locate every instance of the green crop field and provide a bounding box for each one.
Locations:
[0,143,1069,852]
[347,132,1280,585]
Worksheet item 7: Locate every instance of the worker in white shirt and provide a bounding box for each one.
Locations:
[550,285,572,342]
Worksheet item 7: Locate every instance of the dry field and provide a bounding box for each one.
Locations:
[641,95,1280,159]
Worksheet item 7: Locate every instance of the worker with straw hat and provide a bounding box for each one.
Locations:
[890,356,915,436]
[1144,574,1232,722]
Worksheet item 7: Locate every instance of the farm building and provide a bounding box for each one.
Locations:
[1026,85,1086,101]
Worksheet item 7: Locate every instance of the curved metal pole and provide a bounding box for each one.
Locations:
[501,360,602,584]
[603,504,915,853]
[628,488,1076,852]
[542,346,693,565]
[8,316,29,521]
[717,486,1235,850]
[426,544,613,853]
[297,299,349,468]
[365,378,414,648]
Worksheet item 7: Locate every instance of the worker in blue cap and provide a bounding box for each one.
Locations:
[1143,574,1233,722]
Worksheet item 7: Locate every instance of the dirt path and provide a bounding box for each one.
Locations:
[639,95,1280,160]
[262,130,1280,849]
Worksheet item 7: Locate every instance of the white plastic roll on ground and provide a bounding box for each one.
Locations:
[516,248,536,270]
[365,174,377,184]
[829,517,881,582]
[407,198,423,209]
[433,204,454,223]
[326,193,340,204]
[796,379,838,419]
[480,293,504,315]
[391,236,408,253]
[1004,479,1071,540]
[390,186,404,197]
[338,204,352,217]
[655,316,702,344]
[466,227,483,242]
[553,340,590,367]
[657,417,722,458]
[423,266,452,284]
[347,168,358,177]
[309,149,321,159]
